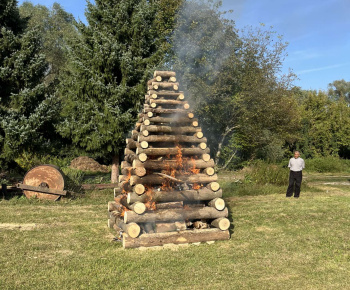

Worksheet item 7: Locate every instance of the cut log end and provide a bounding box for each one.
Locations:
[134,184,146,195]
[211,218,230,231]
[139,153,148,162]
[208,198,226,211]
[209,182,220,192]
[202,153,211,162]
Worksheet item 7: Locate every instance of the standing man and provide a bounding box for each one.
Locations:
[286,151,305,198]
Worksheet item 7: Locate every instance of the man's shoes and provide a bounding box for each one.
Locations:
[286,195,292,198]
[294,196,299,198]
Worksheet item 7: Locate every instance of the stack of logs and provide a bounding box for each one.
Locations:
[108,71,231,249]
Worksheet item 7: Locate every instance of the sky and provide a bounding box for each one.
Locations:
[17,0,350,91]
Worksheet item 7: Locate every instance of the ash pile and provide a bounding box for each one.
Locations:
[107,71,231,249]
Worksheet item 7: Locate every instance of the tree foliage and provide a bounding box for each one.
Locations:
[0,0,60,169]
[19,2,77,82]
[58,0,182,167]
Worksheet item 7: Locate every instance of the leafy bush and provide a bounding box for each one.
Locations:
[61,167,85,192]
[15,152,72,171]
[305,156,350,173]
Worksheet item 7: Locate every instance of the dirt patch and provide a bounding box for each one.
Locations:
[70,156,109,172]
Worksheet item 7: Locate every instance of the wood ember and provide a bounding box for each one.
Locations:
[107,71,231,248]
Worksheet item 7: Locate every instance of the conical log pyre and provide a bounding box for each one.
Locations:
[107,71,231,249]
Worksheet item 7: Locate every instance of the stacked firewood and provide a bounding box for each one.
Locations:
[108,71,231,249]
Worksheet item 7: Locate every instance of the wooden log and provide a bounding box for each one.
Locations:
[203,167,215,176]
[208,182,220,192]
[124,149,138,164]
[121,161,131,169]
[143,108,192,115]
[154,71,176,78]
[148,90,184,98]
[211,218,230,230]
[127,188,223,203]
[129,202,146,215]
[196,132,204,139]
[149,99,187,106]
[118,221,141,238]
[126,138,137,149]
[121,167,146,177]
[202,153,211,162]
[136,147,210,156]
[124,207,228,224]
[132,159,215,170]
[123,228,230,248]
[142,116,196,124]
[138,135,206,144]
[81,183,119,190]
[208,198,226,211]
[156,201,183,209]
[138,153,148,162]
[155,221,186,233]
[129,174,218,186]
[169,76,177,82]
[140,125,201,134]
[147,76,162,85]
[134,184,146,195]
[152,82,179,90]
[199,142,207,149]
[142,222,155,234]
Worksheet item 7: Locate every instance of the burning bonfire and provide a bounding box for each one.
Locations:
[107,71,230,249]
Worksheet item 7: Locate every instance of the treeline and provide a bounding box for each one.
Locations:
[1,0,349,175]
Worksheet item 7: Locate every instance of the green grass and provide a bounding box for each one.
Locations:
[0,173,349,289]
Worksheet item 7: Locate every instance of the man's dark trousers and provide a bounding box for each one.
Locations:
[286,171,302,197]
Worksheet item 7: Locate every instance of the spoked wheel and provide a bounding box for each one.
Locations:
[22,165,66,201]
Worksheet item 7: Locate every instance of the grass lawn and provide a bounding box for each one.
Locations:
[0,172,349,289]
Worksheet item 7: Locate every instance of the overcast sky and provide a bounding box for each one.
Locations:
[18,0,350,91]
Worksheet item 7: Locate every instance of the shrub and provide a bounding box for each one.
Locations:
[305,156,350,173]
[246,160,289,186]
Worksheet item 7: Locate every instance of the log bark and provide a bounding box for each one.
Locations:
[132,158,215,170]
[124,149,138,164]
[140,125,201,134]
[126,139,137,149]
[153,71,176,78]
[143,108,191,115]
[208,198,226,211]
[152,82,179,90]
[142,116,196,124]
[111,155,119,183]
[123,228,230,248]
[156,201,183,209]
[136,147,210,156]
[127,188,223,203]
[211,218,230,230]
[138,135,206,144]
[155,221,186,233]
[148,90,184,98]
[149,99,186,106]
[121,161,131,169]
[129,174,218,186]
[124,207,228,223]
[121,167,146,177]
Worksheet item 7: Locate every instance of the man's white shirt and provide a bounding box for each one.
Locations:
[288,157,305,172]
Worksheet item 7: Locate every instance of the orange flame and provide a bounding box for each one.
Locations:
[114,194,130,217]
[144,185,156,211]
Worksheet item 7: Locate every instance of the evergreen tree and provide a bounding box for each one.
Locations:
[0,0,59,169]
[58,0,182,182]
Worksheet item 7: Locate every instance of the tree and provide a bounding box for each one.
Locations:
[58,0,182,182]
[19,2,77,82]
[0,0,60,169]
[170,1,299,167]
[328,79,350,104]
